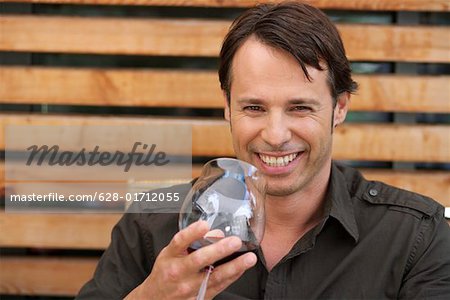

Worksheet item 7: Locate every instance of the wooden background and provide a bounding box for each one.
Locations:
[0,0,449,297]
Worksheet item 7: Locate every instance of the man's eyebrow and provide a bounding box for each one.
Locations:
[236,98,264,104]
[288,98,321,106]
[236,97,322,106]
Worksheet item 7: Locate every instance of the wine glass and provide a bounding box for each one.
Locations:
[179,158,266,300]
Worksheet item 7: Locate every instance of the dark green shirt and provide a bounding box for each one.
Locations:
[77,163,450,299]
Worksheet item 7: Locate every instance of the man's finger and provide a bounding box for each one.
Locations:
[186,236,242,271]
[207,252,257,295]
[167,220,210,255]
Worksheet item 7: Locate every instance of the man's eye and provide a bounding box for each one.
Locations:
[292,106,312,112]
[244,105,263,111]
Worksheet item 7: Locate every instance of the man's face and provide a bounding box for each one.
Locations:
[224,37,348,197]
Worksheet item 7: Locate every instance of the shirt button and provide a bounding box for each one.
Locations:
[369,189,378,197]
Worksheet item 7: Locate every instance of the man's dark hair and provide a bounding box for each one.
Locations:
[218,1,358,106]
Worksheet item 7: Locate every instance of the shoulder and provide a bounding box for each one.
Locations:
[335,163,444,219]
[360,180,443,219]
[335,163,450,270]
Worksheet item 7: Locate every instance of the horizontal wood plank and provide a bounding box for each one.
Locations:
[1,67,449,113]
[332,123,449,163]
[0,256,97,296]
[354,75,450,112]
[1,0,448,12]
[0,67,221,109]
[338,24,449,63]
[1,15,448,62]
[0,212,121,249]
[1,114,449,162]
[0,15,228,57]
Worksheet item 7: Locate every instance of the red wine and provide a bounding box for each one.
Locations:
[187,238,258,267]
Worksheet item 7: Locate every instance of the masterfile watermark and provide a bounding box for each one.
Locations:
[5,124,193,213]
[26,142,169,172]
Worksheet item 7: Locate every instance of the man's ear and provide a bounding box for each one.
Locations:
[333,92,350,127]
[223,92,231,121]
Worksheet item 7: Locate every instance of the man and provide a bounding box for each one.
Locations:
[77,2,450,299]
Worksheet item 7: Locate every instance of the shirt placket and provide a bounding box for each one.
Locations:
[263,262,288,299]
[261,219,328,299]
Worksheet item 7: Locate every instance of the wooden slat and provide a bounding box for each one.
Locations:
[1,0,448,12]
[0,67,222,109]
[0,256,97,296]
[338,24,450,63]
[0,15,228,57]
[1,114,449,162]
[332,123,449,163]
[1,15,448,62]
[0,212,121,249]
[1,67,449,113]
[354,75,450,112]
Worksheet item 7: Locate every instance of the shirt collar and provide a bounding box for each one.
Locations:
[325,162,360,243]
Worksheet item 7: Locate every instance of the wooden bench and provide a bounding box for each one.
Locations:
[1,0,449,297]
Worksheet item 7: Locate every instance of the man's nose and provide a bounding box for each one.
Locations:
[260,112,292,149]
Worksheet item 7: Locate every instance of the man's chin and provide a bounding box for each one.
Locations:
[265,182,301,197]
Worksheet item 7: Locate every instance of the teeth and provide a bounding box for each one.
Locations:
[259,153,298,167]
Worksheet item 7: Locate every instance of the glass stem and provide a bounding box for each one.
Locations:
[196,265,214,300]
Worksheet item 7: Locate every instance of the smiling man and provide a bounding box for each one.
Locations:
[222,33,352,271]
[77,2,450,299]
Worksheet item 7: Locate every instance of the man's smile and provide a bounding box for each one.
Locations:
[258,152,299,167]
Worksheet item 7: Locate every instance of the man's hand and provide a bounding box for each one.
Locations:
[125,220,257,300]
